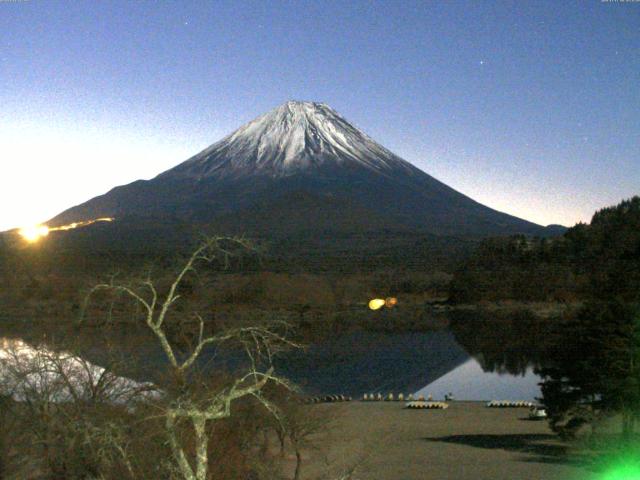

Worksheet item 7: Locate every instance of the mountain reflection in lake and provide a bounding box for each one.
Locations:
[0,310,554,402]
[275,330,470,396]
[416,360,541,401]
[0,337,158,403]
[276,329,543,401]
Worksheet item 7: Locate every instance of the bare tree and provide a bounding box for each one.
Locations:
[83,237,300,480]
[287,401,327,480]
[0,337,157,479]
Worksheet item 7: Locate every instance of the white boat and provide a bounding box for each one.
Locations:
[528,406,547,419]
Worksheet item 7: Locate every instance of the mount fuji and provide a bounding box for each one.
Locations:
[50,101,550,238]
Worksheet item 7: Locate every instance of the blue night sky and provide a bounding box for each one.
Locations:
[1,0,638,230]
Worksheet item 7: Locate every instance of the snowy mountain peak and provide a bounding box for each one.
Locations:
[161,101,417,180]
[50,101,547,238]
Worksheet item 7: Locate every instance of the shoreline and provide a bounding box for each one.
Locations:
[292,401,596,480]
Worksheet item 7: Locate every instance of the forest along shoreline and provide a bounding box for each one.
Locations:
[0,197,638,479]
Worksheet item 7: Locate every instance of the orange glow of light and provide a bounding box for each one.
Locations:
[18,225,50,243]
[368,298,386,310]
[18,217,115,243]
[385,297,398,308]
[53,217,114,231]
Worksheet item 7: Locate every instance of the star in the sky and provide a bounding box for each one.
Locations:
[479,60,485,65]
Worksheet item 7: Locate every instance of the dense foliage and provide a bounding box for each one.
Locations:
[448,197,640,439]
[532,198,640,438]
[537,301,640,439]
[449,196,640,304]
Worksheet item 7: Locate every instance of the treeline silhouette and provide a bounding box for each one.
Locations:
[449,197,640,440]
[449,196,640,304]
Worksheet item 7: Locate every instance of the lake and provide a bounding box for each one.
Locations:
[274,329,543,401]
[0,312,548,402]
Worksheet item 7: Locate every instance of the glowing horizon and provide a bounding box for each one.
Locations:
[2,1,637,231]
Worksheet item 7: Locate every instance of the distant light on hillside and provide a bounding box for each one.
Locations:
[18,217,115,243]
[368,299,386,310]
[18,225,49,243]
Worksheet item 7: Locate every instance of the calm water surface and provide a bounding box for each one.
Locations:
[0,315,545,402]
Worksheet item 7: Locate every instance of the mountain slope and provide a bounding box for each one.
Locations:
[50,101,547,237]
[161,101,418,179]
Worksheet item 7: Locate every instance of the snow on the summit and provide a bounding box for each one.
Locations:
[162,101,419,179]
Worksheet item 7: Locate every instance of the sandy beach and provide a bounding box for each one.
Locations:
[293,401,596,480]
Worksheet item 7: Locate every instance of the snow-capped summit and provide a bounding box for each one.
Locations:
[161,100,417,179]
[50,101,549,238]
